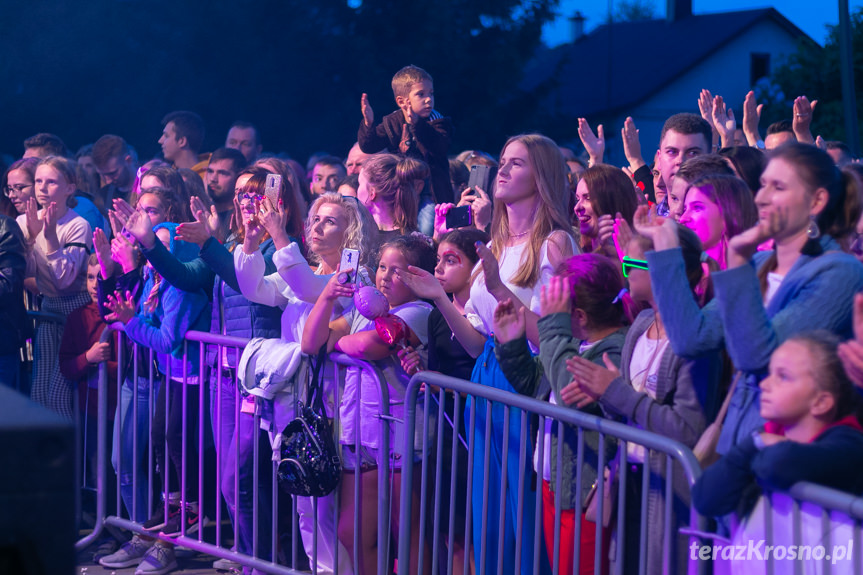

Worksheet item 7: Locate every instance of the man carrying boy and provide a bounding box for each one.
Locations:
[358,65,454,205]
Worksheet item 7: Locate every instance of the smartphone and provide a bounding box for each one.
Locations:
[339,248,360,284]
[265,174,281,206]
[467,164,496,194]
[445,205,473,229]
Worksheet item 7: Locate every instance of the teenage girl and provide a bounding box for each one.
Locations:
[22,156,93,419]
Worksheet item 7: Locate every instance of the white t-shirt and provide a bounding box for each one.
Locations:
[18,208,91,298]
[626,330,669,463]
[764,271,785,307]
[466,232,576,352]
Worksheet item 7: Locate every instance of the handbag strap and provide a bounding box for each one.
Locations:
[714,371,743,427]
[307,344,328,413]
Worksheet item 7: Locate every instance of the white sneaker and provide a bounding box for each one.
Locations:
[99,535,154,568]
[135,542,178,575]
[213,556,242,571]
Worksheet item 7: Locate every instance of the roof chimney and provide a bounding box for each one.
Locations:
[569,11,586,42]
[666,0,691,22]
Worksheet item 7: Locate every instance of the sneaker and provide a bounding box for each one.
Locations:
[213,557,242,572]
[135,542,178,575]
[99,535,154,568]
[160,503,209,537]
[143,505,177,533]
[92,538,120,563]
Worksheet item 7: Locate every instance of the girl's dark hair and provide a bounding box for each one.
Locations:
[635,224,716,306]
[556,253,637,327]
[379,233,437,274]
[580,164,639,226]
[686,173,758,239]
[138,186,186,224]
[438,228,490,267]
[718,146,766,195]
[786,330,861,422]
[138,166,192,219]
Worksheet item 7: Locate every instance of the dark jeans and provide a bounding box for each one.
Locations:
[152,378,209,502]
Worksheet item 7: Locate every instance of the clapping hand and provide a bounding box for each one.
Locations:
[712,95,736,148]
[578,118,605,166]
[560,353,619,408]
[361,93,374,127]
[492,298,526,344]
[540,275,571,317]
[104,290,136,324]
[93,228,115,279]
[632,204,678,251]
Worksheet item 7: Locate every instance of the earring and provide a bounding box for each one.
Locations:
[807,215,821,240]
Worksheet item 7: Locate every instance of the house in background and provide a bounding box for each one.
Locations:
[519,1,818,165]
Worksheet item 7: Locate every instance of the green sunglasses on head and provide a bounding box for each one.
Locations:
[622,256,649,278]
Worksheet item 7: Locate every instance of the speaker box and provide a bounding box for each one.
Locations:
[0,386,75,574]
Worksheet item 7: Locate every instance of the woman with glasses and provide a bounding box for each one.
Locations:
[3,157,39,215]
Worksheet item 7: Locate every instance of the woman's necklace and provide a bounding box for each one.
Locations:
[509,229,530,239]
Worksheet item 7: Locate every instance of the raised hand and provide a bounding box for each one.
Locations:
[475,241,504,295]
[726,207,788,268]
[433,203,455,240]
[93,228,115,279]
[540,274,571,317]
[597,214,615,247]
[742,91,764,147]
[123,209,155,248]
[42,201,59,235]
[104,290,136,324]
[792,95,818,144]
[612,214,634,263]
[401,101,417,125]
[458,186,492,231]
[320,267,356,302]
[175,219,212,247]
[621,116,645,171]
[578,118,605,166]
[258,197,287,236]
[492,298,526,344]
[395,265,446,302]
[190,196,222,241]
[698,89,715,127]
[110,235,139,273]
[838,293,863,390]
[712,95,736,148]
[632,204,678,251]
[25,197,42,239]
[361,93,374,127]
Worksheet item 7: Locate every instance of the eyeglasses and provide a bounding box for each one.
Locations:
[622,256,649,278]
[3,184,32,197]
[237,191,264,202]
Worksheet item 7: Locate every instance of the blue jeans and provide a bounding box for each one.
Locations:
[112,376,160,522]
[211,371,272,560]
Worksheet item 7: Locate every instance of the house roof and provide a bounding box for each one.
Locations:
[521,8,816,119]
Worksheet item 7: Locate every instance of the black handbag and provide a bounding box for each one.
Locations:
[276,346,341,497]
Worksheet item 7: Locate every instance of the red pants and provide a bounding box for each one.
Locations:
[542,479,610,575]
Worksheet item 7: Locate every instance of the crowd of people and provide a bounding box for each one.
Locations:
[3,64,863,575]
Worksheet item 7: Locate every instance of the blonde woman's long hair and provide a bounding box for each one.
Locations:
[490,134,574,288]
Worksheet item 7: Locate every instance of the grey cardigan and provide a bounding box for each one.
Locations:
[600,308,721,575]
[495,313,626,511]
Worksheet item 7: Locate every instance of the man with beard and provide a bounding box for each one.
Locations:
[205,147,247,238]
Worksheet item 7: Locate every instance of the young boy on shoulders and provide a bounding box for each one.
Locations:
[359,65,454,204]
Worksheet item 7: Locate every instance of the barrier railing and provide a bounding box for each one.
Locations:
[73,329,863,575]
[397,370,709,575]
[76,328,398,575]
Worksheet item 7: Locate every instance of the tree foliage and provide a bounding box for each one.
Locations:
[767,8,863,145]
[0,0,558,161]
[612,0,657,23]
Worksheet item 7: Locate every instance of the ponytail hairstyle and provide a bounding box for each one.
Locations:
[36,156,78,208]
[634,224,716,307]
[378,232,437,274]
[757,143,863,292]
[360,153,426,235]
[785,330,862,423]
[490,134,575,288]
[556,253,640,327]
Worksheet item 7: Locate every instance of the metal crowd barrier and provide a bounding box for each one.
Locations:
[76,328,398,575]
[74,329,863,575]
